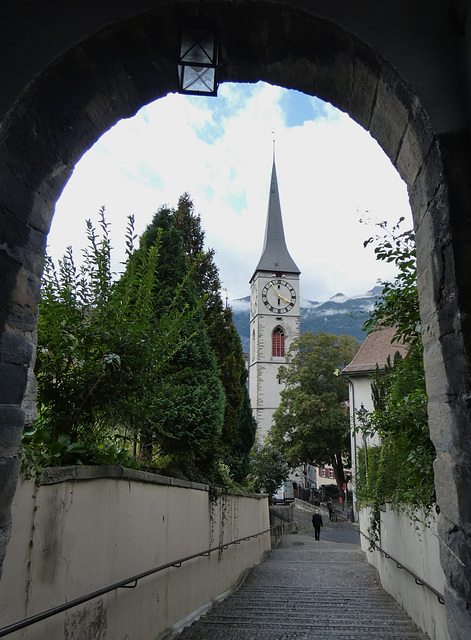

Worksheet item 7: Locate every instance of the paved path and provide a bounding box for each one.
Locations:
[173,506,430,639]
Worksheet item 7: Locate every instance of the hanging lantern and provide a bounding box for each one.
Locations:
[178,27,219,96]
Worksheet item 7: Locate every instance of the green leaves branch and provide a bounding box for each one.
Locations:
[363,217,420,346]
[27,206,203,471]
[26,195,253,492]
[359,218,436,542]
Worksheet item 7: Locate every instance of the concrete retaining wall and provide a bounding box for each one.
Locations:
[0,466,270,639]
[359,505,449,640]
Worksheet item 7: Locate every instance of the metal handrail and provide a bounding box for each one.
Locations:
[0,528,270,637]
[359,529,445,605]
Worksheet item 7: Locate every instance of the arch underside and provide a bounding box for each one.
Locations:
[1,2,471,637]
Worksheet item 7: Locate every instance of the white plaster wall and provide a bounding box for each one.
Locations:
[0,467,270,640]
[348,375,382,517]
[349,376,374,414]
[359,505,449,640]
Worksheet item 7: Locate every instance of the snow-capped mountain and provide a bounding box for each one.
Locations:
[230,287,381,352]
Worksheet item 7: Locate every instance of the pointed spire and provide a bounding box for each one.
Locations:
[253,158,300,277]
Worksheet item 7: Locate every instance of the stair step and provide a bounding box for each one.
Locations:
[169,519,430,640]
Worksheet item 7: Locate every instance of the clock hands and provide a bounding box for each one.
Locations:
[270,281,291,304]
[261,280,296,312]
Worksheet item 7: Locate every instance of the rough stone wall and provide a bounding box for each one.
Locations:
[418,133,471,640]
[0,2,470,637]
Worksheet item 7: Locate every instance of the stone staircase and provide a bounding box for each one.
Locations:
[171,513,430,640]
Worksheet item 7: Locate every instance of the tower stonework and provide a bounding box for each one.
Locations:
[249,160,301,441]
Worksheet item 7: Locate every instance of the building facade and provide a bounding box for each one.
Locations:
[342,326,408,514]
[249,159,300,442]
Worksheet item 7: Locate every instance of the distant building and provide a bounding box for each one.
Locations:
[342,326,408,516]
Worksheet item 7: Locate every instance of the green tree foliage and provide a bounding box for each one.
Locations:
[359,218,436,542]
[173,193,222,308]
[270,331,360,495]
[363,217,420,345]
[28,197,252,487]
[225,387,257,482]
[28,209,194,469]
[172,194,253,469]
[126,205,226,477]
[247,443,290,498]
[358,346,435,543]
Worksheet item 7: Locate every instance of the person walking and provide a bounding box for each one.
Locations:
[327,498,334,521]
[312,509,323,541]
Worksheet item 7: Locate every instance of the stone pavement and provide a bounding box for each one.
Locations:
[172,506,430,639]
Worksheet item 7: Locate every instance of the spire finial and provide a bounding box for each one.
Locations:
[272,129,276,163]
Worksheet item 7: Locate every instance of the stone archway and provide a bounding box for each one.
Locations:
[1,2,470,637]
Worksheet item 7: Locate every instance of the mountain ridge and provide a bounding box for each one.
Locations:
[231,286,382,352]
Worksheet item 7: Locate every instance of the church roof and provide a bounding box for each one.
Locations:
[342,326,408,376]
[252,160,300,279]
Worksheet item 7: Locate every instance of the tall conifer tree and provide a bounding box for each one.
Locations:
[173,194,252,462]
[130,205,225,475]
[227,386,257,482]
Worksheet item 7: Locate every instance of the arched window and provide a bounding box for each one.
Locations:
[272,327,285,357]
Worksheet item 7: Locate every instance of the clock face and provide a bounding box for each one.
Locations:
[262,279,296,313]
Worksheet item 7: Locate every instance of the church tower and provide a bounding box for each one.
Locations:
[249,157,301,442]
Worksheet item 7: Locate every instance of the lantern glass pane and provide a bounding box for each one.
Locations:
[180,30,215,65]
[180,65,216,94]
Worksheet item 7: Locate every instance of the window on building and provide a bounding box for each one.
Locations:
[320,468,325,478]
[329,468,334,479]
[272,327,285,357]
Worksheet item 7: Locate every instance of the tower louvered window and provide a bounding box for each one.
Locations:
[272,327,285,357]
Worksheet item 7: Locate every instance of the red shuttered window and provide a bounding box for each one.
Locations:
[272,327,285,357]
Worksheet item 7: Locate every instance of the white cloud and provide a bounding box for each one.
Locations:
[230,298,251,312]
[50,82,412,300]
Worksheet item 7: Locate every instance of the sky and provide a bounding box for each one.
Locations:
[50,81,412,304]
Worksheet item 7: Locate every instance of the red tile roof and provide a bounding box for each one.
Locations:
[342,326,408,375]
